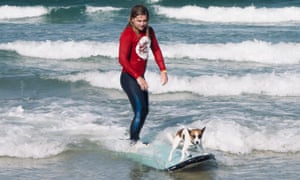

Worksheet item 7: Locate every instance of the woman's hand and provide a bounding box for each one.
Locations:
[160,71,168,85]
[137,71,168,91]
[136,76,149,91]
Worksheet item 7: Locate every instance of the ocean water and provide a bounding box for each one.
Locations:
[1,0,300,179]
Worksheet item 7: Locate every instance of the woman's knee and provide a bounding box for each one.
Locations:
[142,106,148,118]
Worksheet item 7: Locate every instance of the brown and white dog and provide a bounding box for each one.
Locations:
[168,127,206,162]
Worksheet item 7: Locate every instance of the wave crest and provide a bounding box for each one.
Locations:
[155,5,300,23]
[1,40,299,64]
[57,71,300,97]
[0,5,49,19]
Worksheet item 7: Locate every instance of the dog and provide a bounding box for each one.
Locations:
[168,127,206,162]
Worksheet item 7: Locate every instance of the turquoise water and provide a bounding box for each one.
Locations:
[1,0,300,179]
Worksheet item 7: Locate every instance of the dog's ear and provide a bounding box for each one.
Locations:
[202,127,206,132]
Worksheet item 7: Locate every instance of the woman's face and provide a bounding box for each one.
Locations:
[131,15,148,31]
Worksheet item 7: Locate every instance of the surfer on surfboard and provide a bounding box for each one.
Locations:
[118,5,168,144]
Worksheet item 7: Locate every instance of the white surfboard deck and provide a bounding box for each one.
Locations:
[119,141,215,171]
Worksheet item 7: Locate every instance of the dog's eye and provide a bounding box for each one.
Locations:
[193,135,196,138]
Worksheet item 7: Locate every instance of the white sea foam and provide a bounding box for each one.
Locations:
[0,103,122,158]
[1,40,299,64]
[0,5,49,19]
[86,6,122,13]
[0,105,129,158]
[155,5,300,23]
[189,119,300,154]
[0,106,65,158]
[0,101,103,158]
[1,101,299,159]
[161,40,300,64]
[59,71,121,90]
[0,40,118,59]
[147,72,300,96]
[147,0,162,3]
[57,71,300,97]
[0,128,66,158]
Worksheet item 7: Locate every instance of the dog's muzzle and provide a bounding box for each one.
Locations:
[193,141,200,145]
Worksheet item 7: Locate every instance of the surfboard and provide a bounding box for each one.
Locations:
[119,141,216,171]
[166,153,215,171]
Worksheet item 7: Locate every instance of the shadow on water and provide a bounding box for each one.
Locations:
[129,159,218,180]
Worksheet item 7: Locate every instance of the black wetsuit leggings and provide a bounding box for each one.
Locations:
[120,72,149,141]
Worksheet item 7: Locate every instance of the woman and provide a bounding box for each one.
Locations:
[119,5,168,144]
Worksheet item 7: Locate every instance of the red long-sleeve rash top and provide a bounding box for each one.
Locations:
[119,26,166,79]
